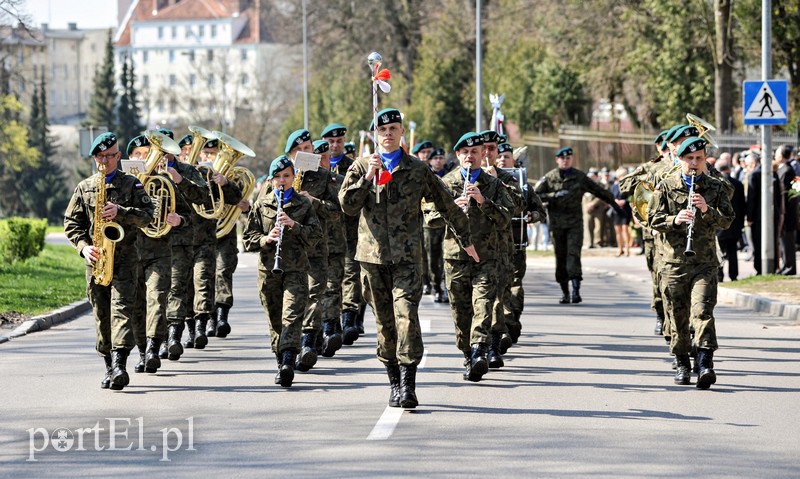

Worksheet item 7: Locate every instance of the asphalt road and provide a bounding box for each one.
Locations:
[1,250,798,478]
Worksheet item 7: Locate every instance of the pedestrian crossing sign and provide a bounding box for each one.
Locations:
[743,80,788,125]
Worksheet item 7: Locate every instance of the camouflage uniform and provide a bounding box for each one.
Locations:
[339,152,472,367]
[535,167,617,284]
[322,171,347,332]
[243,190,322,354]
[64,169,154,355]
[491,169,524,338]
[335,156,365,321]
[215,227,238,309]
[649,171,733,357]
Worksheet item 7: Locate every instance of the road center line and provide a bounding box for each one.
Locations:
[366,348,427,440]
[419,349,428,369]
[420,319,431,333]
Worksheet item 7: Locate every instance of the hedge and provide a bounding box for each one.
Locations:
[0,217,48,263]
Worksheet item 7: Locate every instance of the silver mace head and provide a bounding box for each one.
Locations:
[367,52,382,70]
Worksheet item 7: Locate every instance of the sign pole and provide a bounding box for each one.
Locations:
[760,0,774,275]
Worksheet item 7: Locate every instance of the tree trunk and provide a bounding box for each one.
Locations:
[714,0,734,132]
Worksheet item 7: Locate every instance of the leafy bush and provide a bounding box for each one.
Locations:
[0,218,48,262]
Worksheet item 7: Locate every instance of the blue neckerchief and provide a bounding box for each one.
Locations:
[460,167,480,184]
[682,173,702,189]
[435,169,446,178]
[672,153,679,166]
[275,187,295,204]
[380,149,403,172]
[167,159,176,168]
[559,168,572,178]
[330,154,344,169]
[104,169,118,184]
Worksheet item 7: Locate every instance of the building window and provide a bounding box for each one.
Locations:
[169,74,176,86]
[240,49,247,61]
[169,50,175,63]
[50,65,55,80]
[158,26,163,39]
[208,74,215,88]
[189,74,197,88]
[207,49,214,62]
[63,64,68,79]
[33,64,37,77]
[189,99,197,111]
[188,49,195,62]
[169,100,176,113]
[157,100,164,112]
[171,26,177,39]
[63,89,68,105]
[142,74,149,88]
[198,25,204,37]
[211,25,217,38]
[51,90,57,105]
[241,73,249,86]
[142,50,148,64]
[185,26,191,39]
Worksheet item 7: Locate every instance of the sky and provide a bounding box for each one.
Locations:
[22,0,118,29]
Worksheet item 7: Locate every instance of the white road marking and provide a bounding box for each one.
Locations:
[420,319,431,333]
[366,406,404,441]
[419,349,428,369]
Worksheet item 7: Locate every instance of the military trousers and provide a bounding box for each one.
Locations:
[257,264,308,355]
[551,226,583,283]
[661,262,719,356]
[644,237,665,321]
[301,255,328,332]
[491,254,510,334]
[215,230,239,308]
[341,241,363,313]
[322,252,345,322]
[505,248,528,326]
[192,242,217,317]
[444,259,497,354]
[86,258,137,356]
[132,252,171,347]
[360,261,424,367]
[424,226,445,292]
[167,243,194,325]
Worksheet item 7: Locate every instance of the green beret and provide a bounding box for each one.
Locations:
[268,155,294,179]
[654,129,670,145]
[669,125,699,143]
[498,142,513,154]
[321,123,347,138]
[676,137,707,157]
[157,128,174,140]
[313,139,329,154]
[453,132,484,151]
[411,140,433,154]
[431,148,445,158]
[344,142,356,155]
[178,134,193,148]
[498,134,508,143]
[555,146,573,157]
[369,108,402,131]
[479,130,500,144]
[204,138,219,149]
[285,129,312,153]
[90,132,118,156]
[126,134,150,157]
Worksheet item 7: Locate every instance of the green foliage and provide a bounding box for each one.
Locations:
[0,217,47,262]
[88,30,117,132]
[0,95,39,217]
[0,244,86,316]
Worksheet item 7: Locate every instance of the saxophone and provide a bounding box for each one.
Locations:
[92,163,125,286]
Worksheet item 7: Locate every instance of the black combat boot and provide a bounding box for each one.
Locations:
[194,314,208,350]
[134,347,146,373]
[205,310,217,338]
[695,349,717,390]
[386,364,402,407]
[101,354,113,389]
[159,341,168,359]
[654,316,665,335]
[341,310,359,345]
[321,319,343,357]
[144,338,162,373]
[487,333,505,369]
[462,352,472,381]
[422,283,432,295]
[559,282,570,304]
[674,354,691,385]
[277,349,296,388]
[433,285,444,303]
[216,304,231,338]
[356,302,366,335]
[571,279,582,304]
[167,322,184,361]
[110,349,130,391]
[399,364,418,409]
[467,343,489,382]
[296,331,318,372]
[183,319,195,349]
[499,333,513,355]
[507,312,522,344]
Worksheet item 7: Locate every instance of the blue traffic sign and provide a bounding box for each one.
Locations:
[743,80,788,126]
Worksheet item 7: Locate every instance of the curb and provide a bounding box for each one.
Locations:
[0,299,90,345]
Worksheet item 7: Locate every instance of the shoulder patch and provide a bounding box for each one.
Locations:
[135,182,144,189]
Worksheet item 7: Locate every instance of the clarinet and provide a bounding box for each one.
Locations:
[462,170,470,213]
[272,186,285,273]
[684,170,697,257]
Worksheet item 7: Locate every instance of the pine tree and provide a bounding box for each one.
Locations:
[116,54,143,148]
[88,29,117,132]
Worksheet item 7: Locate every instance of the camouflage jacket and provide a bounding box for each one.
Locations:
[242,190,322,273]
[64,170,154,258]
[300,167,340,259]
[332,154,355,177]
[339,151,472,265]
[499,168,546,247]
[534,167,615,230]
[193,165,243,246]
[170,161,211,246]
[439,168,513,261]
[326,171,347,255]
[648,171,734,266]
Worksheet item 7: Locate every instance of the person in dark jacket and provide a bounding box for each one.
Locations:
[715,159,746,281]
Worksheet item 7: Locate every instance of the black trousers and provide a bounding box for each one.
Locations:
[718,237,739,281]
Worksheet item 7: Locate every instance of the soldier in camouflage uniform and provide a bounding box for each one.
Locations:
[423,147,450,303]
[440,132,513,381]
[534,146,624,303]
[648,137,734,389]
[496,142,546,344]
[214,202,250,339]
[412,140,435,295]
[339,108,478,409]
[64,132,154,391]
[243,156,323,388]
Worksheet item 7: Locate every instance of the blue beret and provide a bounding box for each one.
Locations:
[479,130,501,144]
[431,148,445,158]
[313,139,329,154]
[126,134,150,157]
[268,155,295,179]
[321,123,347,138]
[676,137,708,157]
[285,129,312,153]
[178,134,193,148]
[411,140,433,154]
[369,108,403,131]
[453,132,484,151]
[90,132,118,156]
[669,125,699,143]
[344,142,356,155]
[555,146,573,157]
[498,142,513,154]
[157,128,174,140]
[204,138,219,149]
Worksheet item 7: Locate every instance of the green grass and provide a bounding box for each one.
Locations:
[731,274,796,286]
[46,225,64,234]
[0,244,86,316]
[526,249,554,257]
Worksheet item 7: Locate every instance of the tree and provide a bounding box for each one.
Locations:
[88,29,117,132]
[0,95,38,216]
[116,54,144,148]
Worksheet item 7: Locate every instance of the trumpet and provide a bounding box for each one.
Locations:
[684,170,697,257]
[193,130,256,220]
[272,186,285,274]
